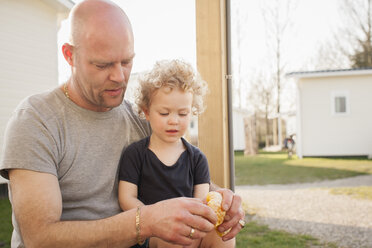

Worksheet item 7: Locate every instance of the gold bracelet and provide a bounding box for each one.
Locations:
[136,206,145,245]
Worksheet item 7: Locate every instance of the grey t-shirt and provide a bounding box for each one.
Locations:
[0,87,151,248]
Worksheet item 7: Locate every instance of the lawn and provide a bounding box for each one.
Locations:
[236,221,337,248]
[234,151,372,247]
[234,151,372,185]
[0,198,11,248]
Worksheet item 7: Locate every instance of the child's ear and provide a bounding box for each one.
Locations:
[142,108,150,120]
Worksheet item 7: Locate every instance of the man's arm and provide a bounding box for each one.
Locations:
[9,169,139,248]
[9,169,217,248]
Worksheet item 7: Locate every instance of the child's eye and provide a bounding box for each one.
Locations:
[179,113,188,116]
[159,113,169,116]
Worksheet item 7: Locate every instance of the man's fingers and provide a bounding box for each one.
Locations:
[185,199,218,227]
[216,188,233,211]
[184,210,215,233]
[213,192,245,241]
[221,223,242,241]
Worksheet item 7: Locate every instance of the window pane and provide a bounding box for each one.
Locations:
[335,96,346,113]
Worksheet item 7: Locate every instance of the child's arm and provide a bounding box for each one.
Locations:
[193,183,210,200]
[118,180,144,211]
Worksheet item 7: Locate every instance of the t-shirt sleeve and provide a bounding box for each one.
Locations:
[118,143,142,185]
[0,107,59,180]
[193,149,210,185]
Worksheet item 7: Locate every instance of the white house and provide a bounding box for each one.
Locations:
[288,68,372,159]
[232,107,251,151]
[0,0,73,184]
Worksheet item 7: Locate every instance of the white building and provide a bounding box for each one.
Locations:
[0,0,73,184]
[232,108,251,151]
[288,68,372,159]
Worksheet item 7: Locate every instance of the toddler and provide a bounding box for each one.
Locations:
[118,60,234,248]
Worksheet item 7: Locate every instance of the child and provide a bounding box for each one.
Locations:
[118,60,234,248]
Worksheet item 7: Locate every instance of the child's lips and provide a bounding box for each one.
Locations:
[166,129,178,133]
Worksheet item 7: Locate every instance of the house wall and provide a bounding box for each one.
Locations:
[298,74,372,157]
[0,0,63,183]
[232,109,248,151]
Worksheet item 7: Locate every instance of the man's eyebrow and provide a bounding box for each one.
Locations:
[122,53,136,63]
[90,59,110,64]
[90,54,136,64]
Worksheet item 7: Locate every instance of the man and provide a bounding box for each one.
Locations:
[0,0,245,247]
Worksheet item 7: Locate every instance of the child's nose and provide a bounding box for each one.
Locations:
[168,114,179,124]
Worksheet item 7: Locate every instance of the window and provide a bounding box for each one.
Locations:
[335,96,346,113]
[331,91,349,115]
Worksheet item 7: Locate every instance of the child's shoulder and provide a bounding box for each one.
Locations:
[181,138,205,157]
[124,136,150,153]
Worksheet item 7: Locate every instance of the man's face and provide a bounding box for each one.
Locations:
[71,26,135,112]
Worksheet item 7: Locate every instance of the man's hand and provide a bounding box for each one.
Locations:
[216,188,245,241]
[141,197,217,246]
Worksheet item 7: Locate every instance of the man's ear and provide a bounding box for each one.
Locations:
[62,43,74,66]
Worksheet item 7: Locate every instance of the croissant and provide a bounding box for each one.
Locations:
[206,191,230,236]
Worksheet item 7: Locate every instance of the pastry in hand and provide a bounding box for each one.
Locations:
[206,191,230,236]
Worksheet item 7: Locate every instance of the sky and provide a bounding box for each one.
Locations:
[229,0,343,112]
[58,0,343,113]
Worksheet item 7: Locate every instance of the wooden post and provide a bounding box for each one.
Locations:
[195,0,230,188]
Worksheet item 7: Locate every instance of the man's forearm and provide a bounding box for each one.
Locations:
[10,170,141,248]
[21,210,138,248]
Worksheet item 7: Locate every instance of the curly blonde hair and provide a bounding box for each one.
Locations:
[136,59,208,115]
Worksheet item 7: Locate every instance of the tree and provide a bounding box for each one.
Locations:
[305,38,351,71]
[341,0,372,68]
[230,0,250,109]
[247,71,276,148]
[260,0,297,146]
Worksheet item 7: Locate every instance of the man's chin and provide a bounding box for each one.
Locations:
[103,95,125,109]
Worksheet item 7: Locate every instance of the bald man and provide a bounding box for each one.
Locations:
[0,0,244,247]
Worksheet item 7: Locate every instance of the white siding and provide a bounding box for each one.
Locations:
[0,0,63,183]
[233,109,248,151]
[299,74,372,157]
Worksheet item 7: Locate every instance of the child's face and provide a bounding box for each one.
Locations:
[145,86,193,145]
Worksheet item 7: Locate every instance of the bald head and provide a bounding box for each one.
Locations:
[69,0,133,48]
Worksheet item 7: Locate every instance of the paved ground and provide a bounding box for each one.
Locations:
[236,175,372,248]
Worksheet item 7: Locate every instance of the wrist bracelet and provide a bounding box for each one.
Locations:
[136,206,145,245]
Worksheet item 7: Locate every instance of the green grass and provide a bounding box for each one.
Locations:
[0,198,12,248]
[329,186,372,200]
[234,151,372,247]
[234,151,371,185]
[236,221,338,248]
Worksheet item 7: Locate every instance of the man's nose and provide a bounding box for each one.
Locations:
[109,63,125,83]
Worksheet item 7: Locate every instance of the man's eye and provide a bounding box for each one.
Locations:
[121,61,132,66]
[96,64,107,69]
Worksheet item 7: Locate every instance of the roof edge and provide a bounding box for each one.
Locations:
[42,0,74,12]
[287,68,372,78]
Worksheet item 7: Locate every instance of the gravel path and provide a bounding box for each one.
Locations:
[235,175,372,248]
